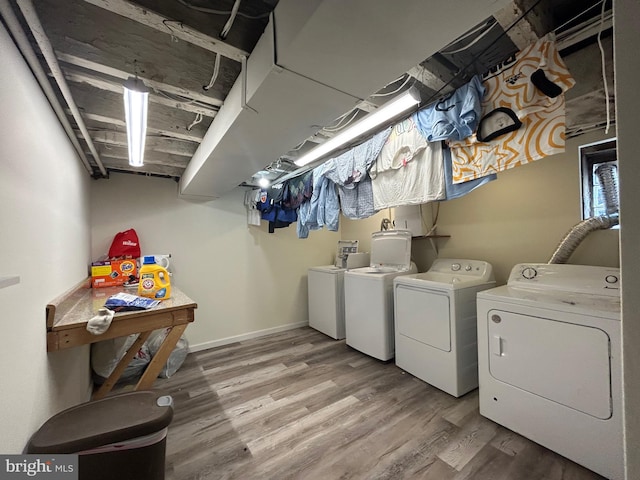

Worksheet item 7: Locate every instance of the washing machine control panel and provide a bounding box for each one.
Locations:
[427,259,495,282]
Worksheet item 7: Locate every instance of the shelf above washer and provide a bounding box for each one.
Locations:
[412,234,451,254]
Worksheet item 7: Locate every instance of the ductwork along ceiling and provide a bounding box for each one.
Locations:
[0,0,613,198]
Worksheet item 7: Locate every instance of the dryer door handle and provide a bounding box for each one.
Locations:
[491,335,504,356]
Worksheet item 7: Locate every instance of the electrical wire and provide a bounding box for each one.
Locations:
[431,202,440,226]
[440,21,498,55]
[176,0,270,19]
[220,0,241,39]
[421,0,545,108]
[323,109,360,132]
[203,54,221,91]
[187,113,203,131]
[553,0,605,33]
[162,20,182,43]
[442,18,494,49]
[370,74,412,98]
[154,88,196,105]
[596,0,611,134]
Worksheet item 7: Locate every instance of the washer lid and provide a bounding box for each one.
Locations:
[370,230,413,271]
[309,265,345,274]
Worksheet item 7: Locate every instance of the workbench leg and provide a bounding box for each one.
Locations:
[93,330,153,400]
[136,324,188,391]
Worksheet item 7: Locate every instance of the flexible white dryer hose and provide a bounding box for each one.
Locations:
[548,162,619,264]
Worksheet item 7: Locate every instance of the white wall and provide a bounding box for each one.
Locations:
[0,24,93,453]
[615,0,640,477]
[90,174,339,350]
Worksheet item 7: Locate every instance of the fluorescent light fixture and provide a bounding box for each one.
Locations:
[123,76,149,167]
[258,176,270,188]
[294,88,421,167]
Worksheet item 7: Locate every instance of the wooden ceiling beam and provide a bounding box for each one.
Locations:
[405,65,453,97]
[83,130,198,157]
[493,0,542,50]
[83,0,249,61]
[77,112,204,142]
[91,145,189,167]
[63,68,218,117]
[100,158,186,178]
[68,82,210,140]
[57,52,222,107]
[35,0,239,101]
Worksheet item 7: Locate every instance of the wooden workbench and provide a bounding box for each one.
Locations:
[46,279,197,399]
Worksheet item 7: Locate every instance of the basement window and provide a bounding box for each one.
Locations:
[579,138,618,222]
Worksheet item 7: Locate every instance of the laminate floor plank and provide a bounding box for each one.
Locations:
[157,327,605,480]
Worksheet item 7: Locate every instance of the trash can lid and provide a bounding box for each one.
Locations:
[26,391,174,454]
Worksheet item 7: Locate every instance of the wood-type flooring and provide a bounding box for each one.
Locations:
[156,327,605,480]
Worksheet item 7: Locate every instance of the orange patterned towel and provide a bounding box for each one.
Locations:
[448,36,575,183]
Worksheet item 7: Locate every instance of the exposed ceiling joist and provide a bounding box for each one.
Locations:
[63,68,218,117]
[92,145,189,167]
[68,81,211,137]
[493,0,542,49]
[76,112,205,143]
[83,130,198,157]
[16,0,108,176]
[82,0,249,61]
[405,65,452,96]
[100,159,185,178]
[34,0,238,101]
[9,0,610,185]
[56,52,223,107]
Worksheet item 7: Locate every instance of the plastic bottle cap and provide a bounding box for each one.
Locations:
[143,255,156,264]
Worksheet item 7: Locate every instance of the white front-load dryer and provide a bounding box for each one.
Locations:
[394,259,495,397]
[344,230,416,361]
[477,263,622,480]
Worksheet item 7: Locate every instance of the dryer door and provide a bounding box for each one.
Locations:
[396,285,451,352]
[487,309,611,419]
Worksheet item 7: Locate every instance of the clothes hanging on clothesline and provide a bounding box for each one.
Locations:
[415,75,485,143]
[324,127,392,220]
[297,161,340,238]
[447,36,575,183]
[441,144,496,200]
[282,170,313,210]
[244,188,262,226]
[369,114,445,209]
[248,36,576,237]
[414,75,496,200]
[257,184,297,233]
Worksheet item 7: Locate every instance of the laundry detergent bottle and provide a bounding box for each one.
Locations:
[138,255,171,300]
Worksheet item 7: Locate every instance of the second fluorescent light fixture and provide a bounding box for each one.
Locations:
[294,88,421,167]
[123,76,149,167]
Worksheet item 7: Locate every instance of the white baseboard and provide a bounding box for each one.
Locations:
[188,321,309,353]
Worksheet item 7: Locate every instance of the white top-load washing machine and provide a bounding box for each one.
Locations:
[344,230,417,361]
[477,263,622,480]
[308,241,370,339]
[393,259,495,397]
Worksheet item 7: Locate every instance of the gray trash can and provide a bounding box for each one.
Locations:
[26,390,174,480]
